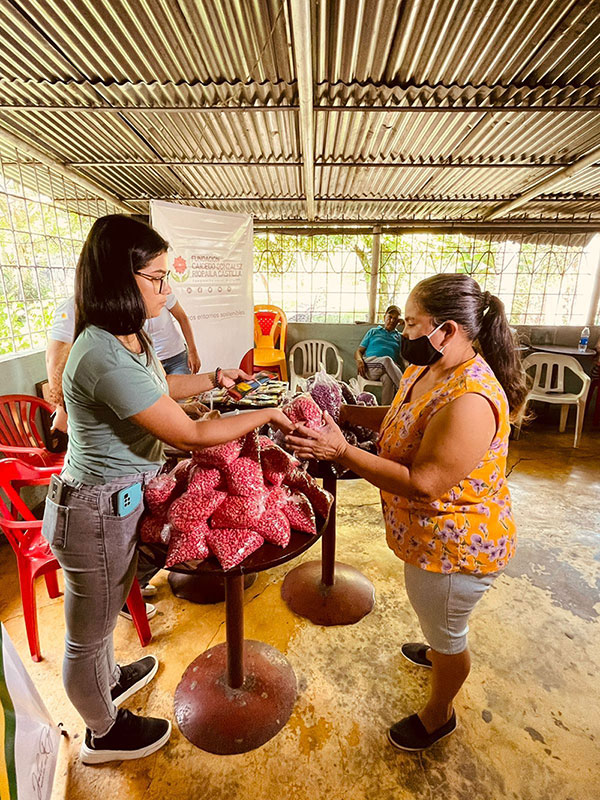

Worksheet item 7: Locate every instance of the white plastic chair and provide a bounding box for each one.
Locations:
[514,353,591,448]
[288,340,343,393]
[354,374,384,395]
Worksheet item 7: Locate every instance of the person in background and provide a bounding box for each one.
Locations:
[355,305,406,404]
[288,274,528,752]
[41,214,294,765]
[46,292,201,434]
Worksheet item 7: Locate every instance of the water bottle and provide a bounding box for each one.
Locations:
[578,326,590,353]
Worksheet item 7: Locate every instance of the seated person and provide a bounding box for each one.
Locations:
[355,305,405,404]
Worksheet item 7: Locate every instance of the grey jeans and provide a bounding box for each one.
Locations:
[41,470,157,736]
[364,356,405,404]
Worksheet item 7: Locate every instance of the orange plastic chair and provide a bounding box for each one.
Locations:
[253,304,288,381]
[0,458,151,661]
[0,395,65,468]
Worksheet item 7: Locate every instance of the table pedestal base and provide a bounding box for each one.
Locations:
[174,640,297,754]
[168,571,257,604]
[281,560,375,626]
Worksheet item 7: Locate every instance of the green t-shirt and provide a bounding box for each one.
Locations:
[63,326,168,484]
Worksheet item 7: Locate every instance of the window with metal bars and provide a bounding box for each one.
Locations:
[255,230,600,326]
[0,146,120,357]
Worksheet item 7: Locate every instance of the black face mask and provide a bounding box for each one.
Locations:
[400,323,445,366]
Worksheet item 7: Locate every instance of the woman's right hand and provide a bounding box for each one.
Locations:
[269,408,296,435]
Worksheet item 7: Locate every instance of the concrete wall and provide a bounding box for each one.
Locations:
[0,323,598,398]
[0,349,47,397]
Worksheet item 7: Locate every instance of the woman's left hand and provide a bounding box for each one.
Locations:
[220,368,252,388]
[286,411,348,461]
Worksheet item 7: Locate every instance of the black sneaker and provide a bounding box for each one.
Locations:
[388,711,457,752]
[111,655,159,706]
[80,708,171,765]
[401,642,432,669]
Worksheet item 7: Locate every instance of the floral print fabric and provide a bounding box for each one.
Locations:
[378,354,516,575]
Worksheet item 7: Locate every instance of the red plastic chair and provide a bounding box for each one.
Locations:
[0,395,65,468]
[0,458,151,662]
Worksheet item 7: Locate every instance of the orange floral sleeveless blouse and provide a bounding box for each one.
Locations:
[378,354,516,575]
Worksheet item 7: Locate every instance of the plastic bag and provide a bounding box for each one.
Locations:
[281,490,317,534]
[166,524,210,568]
[260,442,299,486]
[356,391,378,406]
[254,509,291,547]
[285,468,333,519]
[144,458,193,513]
[192,438,243,469]
[225,457,265,496]
[168,489,227,532]
[206,528,264,570]
[281,393,323,429]
[307,368,343,421]
[210,491,268,529]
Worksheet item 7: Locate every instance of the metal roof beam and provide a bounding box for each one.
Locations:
[53,159,599,169]
[120,195,600,203]
[484,144,600,219]
[0,127,136,214]
[0,104,599,113]
[253,220,600,232]
[290,0,315,220]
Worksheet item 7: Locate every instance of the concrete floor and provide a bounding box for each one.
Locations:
[1,418,599,800]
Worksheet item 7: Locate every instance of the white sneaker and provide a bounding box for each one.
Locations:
[140,583,158,598]
[119,602,156,621]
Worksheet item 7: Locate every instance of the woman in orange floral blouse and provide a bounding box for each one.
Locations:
[288,274,528,752]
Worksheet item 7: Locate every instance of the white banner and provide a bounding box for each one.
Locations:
[150,201,254,372]
[0,625,61,800]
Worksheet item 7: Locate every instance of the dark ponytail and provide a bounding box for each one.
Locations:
[412,274,529,418]
[477,293,529,418]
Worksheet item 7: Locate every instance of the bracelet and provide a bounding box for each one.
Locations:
[213,367,222,388]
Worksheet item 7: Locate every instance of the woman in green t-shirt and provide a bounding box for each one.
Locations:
[42,215,294,765]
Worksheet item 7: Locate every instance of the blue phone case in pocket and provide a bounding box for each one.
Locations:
[113,482,143,517]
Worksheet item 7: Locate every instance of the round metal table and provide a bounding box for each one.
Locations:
[281,462,375,626]
[141,518,326,755]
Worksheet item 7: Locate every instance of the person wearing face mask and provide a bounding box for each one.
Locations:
[355,305,406,403]
[286,273,529,752]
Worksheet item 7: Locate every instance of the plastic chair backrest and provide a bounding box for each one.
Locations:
[254,305,287,350]
[522,353,588,395]
[0,395,52,454]
[290,340,343,378]
[0,459,58,551]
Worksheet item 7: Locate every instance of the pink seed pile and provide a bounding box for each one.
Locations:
[282,395,323,429]
[141,431,333,570]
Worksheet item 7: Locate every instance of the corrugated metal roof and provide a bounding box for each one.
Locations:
[0,0,599,223]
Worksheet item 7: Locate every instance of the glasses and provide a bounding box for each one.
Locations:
[136,270,171,294]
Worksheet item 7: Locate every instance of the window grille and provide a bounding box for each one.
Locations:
[255,230,599,326]
[0,144,120,357]
[254,233,373,323]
